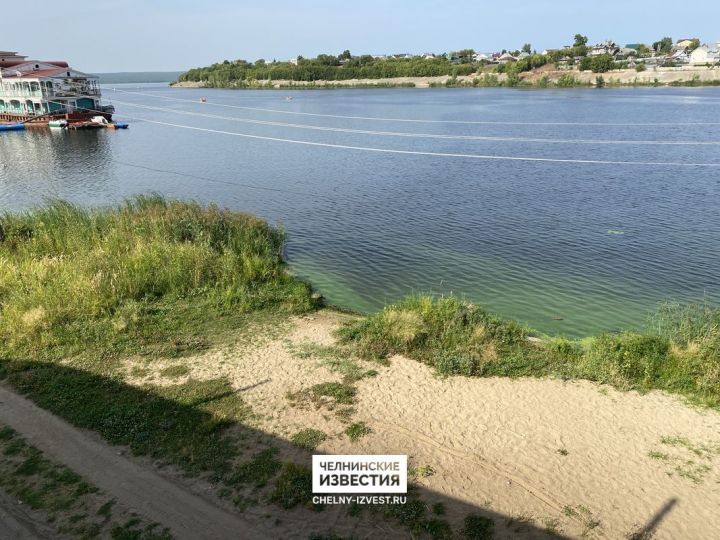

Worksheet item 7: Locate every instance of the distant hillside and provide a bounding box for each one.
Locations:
[95,72,183,84]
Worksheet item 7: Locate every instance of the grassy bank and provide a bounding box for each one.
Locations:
[338,295,720,409]
[0,195,316,362]
[0,195,318,469]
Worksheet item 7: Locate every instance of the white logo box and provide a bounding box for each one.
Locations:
[312,455,408,494]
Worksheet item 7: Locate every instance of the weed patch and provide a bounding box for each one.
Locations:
[291,429,327,450]
[462,513,494,539]
[227,448,282,488]
[270,463,317,510]
[345,422,371,441]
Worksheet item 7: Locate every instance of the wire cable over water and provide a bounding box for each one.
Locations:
[104,87,720,127]
[45,98,720,167]
[124,117,720,168]
[105,99,720,146]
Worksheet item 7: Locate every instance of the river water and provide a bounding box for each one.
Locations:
[1,84,719,336]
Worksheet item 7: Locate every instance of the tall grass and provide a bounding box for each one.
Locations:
[0,195,316,360]
[338,294,720,408]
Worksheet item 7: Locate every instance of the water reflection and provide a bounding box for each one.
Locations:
[0,128,116,207]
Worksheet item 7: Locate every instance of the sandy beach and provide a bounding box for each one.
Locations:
[113,310,720,539]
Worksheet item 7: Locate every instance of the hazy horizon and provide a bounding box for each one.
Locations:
[3,1,719,72]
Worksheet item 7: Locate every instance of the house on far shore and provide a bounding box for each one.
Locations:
[556,56,573,69]
[589,40,619,57]
[675,38,699,51]
[497,52,517,64]
[643,56,664,67]
[615,48,639,60]
[472,52,492,63]
[690,45,720,66]
[667,50,690,64]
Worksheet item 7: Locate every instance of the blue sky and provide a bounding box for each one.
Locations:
[5,1,719,72]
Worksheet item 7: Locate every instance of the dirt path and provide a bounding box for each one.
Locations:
[0,488,57,540]
[0,385,268,540]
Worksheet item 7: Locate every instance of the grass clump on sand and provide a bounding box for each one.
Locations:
[345,422,372,442]
[291,428,327,450]
[461,513,494,539]
[227,448,282,488]
[0,195,316,361]
[338,294,720,408]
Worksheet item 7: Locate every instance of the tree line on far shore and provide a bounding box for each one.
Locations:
[176,34,698,86]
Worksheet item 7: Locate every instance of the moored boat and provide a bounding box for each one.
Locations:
[48,119,68,128]
[0,122,24,131]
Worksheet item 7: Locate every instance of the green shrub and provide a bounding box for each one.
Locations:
[582,333,669,389]
[338,295,528,365]
[556,74,581,87]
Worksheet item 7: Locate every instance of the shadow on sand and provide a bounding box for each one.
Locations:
[0,359,676,539]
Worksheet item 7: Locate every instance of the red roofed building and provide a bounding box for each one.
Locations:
[0,51,113,123]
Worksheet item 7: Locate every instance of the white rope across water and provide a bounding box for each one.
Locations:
[104,87,720,127]
[42,96,720,166]
[106,99,720,146]
[120,115,720,168]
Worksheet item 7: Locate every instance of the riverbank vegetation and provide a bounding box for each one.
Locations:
[0,198,325,531]
[2,197,718,412]
[0,195,316,362]
[1,198,719,537]
[176,32,720,89]
[338,295,720,409]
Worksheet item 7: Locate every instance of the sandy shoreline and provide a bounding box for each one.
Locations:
[2,309,719,538]
[171,67,720,89]
[121,310,720,539]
